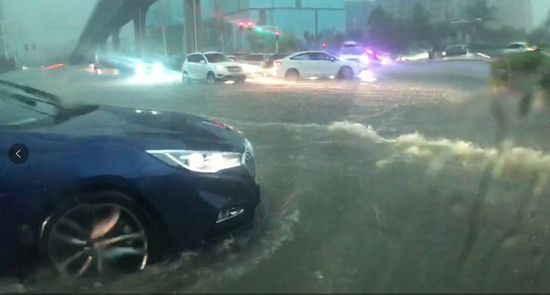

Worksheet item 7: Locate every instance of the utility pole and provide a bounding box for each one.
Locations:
[233,23,237,51]
[314,10,318,41]
[271,0,275,25]
[0,19,11,59]
[161,26,168,60]
[192,0,198,51]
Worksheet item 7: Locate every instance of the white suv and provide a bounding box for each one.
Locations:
[181,51,246,83]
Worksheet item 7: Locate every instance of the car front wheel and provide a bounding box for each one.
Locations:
[285,69,300,81]
[207,72,217,84]
[182,72,190,84]
[339,66,354,79]
[40,191,157,280]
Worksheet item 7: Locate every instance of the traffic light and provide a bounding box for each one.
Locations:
[256,26,263,32]
[247,21,254,30]
[275,31,280,40]
[322,43,327,48]
[238,21,244,31]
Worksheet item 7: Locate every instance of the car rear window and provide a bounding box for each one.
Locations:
[243,55,265,62]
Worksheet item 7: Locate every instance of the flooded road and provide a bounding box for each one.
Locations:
[5,62,550,293]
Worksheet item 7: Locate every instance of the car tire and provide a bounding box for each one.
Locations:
[285,69,300,81]
[39,191,161,280]
[338,66,354,79]
[207,72,217,84]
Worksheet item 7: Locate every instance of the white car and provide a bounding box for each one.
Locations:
[502,42,537,55]
[239,54,272,76]
[181,51,246,83]
[273,51,362,80]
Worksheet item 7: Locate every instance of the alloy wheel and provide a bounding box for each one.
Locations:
[47,204,148,278]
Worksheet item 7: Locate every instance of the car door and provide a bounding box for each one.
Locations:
[309,52,340,77]
[288,53,313,77]
[185,54,199,78]
[195,54,209,78]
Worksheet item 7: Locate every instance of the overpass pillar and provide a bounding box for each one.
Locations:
[112,27,121,51]
[183,0,201,53]
[99,39,107,51]
[133,5,147,56]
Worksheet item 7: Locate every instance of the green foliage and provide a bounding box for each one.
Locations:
[278,31,300,52]
[491,51,546,75]
[491,51,550,91]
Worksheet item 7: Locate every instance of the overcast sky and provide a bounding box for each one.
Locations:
[532,0,550,26]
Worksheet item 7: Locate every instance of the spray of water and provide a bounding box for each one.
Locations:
[328,121,550,196]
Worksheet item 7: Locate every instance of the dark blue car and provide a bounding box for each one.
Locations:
[0,79,260,279]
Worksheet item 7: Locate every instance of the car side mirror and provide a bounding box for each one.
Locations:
[200,60,206,64]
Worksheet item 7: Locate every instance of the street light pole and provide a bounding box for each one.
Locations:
[192,0,198,51]
[161,26,168,60]
[0,19,12,59]
[233,22,237,51]
[257,25,279,53]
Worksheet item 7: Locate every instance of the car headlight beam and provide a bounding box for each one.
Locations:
[147,150,242,173]
[152,63,164,75]
[135,62,147,75]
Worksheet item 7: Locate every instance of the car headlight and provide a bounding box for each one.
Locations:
[215,65,225,72]
[147,150,242,173]
[152,63,164,75]
[135,62,147,75]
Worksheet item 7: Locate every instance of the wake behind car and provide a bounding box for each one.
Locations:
[181,51,246,84]
[0,79,260,279]
[273,51,362,80]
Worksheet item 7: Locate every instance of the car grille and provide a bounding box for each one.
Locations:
[226,66,242,73]
[242,146,255,178]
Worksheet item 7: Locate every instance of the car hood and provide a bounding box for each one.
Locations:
[31,105,247,152]
[213,61,242,67]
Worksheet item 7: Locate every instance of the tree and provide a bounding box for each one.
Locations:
[367,5,390,26]
[303,31,314,49]
[409,3,431,43]
[464,0,497,32]
[278,31,300,52]
[367,6,407,52]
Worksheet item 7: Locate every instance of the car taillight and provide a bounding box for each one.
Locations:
[275,61,282,66]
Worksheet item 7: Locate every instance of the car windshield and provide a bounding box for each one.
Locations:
[204,53,230,63]
[244,55,266,61]
[0,95,54,126]
[2,0,549,294]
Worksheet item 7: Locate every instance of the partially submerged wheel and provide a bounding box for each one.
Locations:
[182,73,190,84]
[42,194,152,279]
[339,66,353,79]
[285,69,300,81]
[207,72,217,84]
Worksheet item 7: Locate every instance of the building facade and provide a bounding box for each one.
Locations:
[376,0,463,23]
